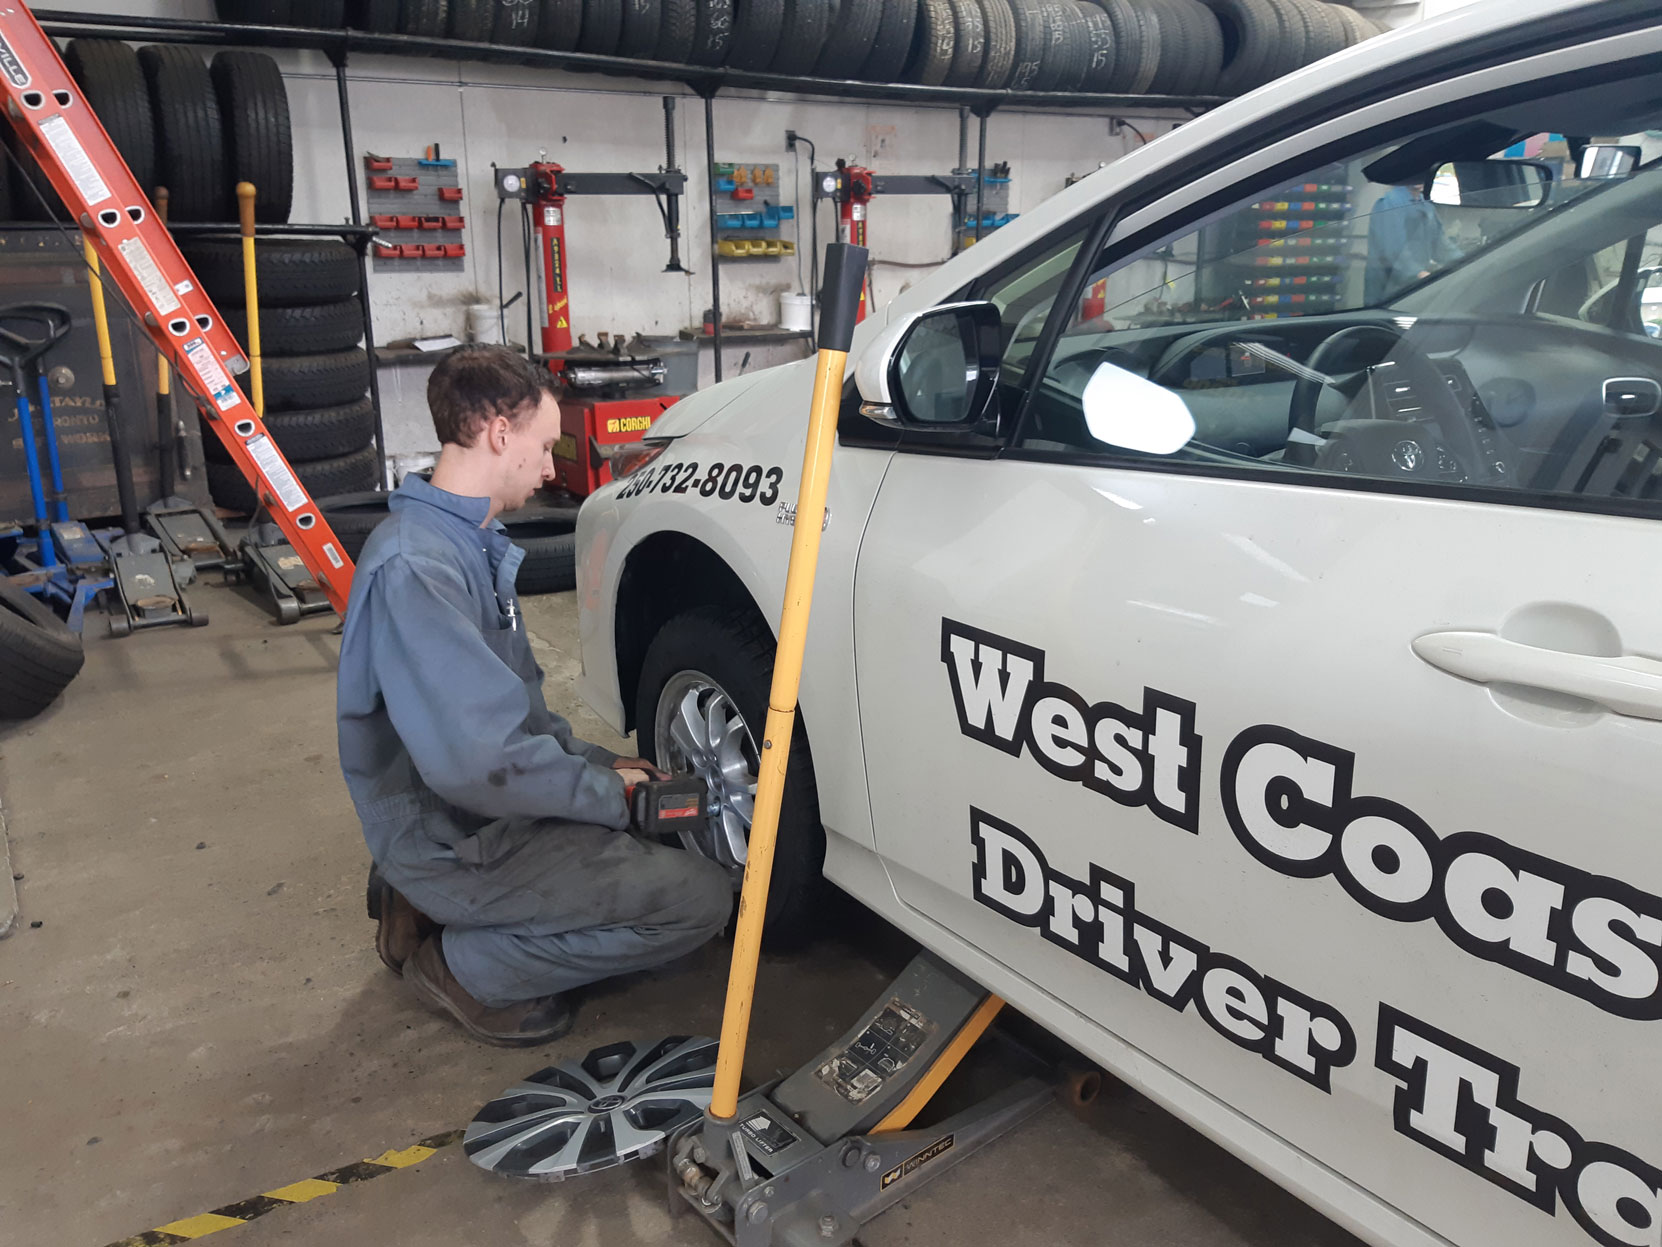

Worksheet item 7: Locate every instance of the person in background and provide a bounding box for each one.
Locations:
[1364,178,1462,304]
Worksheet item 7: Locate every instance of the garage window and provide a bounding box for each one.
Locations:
[1010,67,1662,518]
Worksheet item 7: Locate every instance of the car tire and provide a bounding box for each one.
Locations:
[1203,0,1281,93]
[654,0,699,60]
[858,0,919,81]
[203,397,376,463]
[207,445,379,514]
[814,0,883,77]
[222,298,365,357]
[180,238,361,308]
[315,488,391,560]
[906,0,957,85]
[400,0,450,36]
[260,348,370,412]
[636,607,824,944]
[1293,0,1349,62]
[771,0,832,75]
[447,0,494,40]
[63,40,157,202]
[975,0,1018,87]
[140,45,229,223]
[727,0,786,71]
[1095,0,1151,92]
[505,509,580,594]
[1005,0,1048,90]
[492,0,542,44]
[688,0,735,64]
[617,0,663,58]
[291,0,348,23]
[216,0,292,21]
[0,580,85,721]
[578,0,624,54]
[348,0,402,30]
[538,0,586,48]
[210,51,294,225]
[1332,4,1382,44]
[1074,1,1117,91]
[1035,0,1091,90]
[943,0,987,85]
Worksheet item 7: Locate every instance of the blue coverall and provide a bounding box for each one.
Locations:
[336,475,731,1007]
[1364,184,1462,305]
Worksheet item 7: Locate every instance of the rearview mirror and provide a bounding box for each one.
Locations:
[855,301,1002,432]
[1427,159,1552,208]
[1579,144,1640,179]
[1081,360,1196,455]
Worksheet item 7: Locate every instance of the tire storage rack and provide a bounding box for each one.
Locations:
[27,3,1326,389]
[0,32,387,517]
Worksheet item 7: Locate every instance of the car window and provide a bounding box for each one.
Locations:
[978,226,1089,416]
[1012,66,1662,518]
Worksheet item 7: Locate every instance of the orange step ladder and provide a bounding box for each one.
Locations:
[0,4,356,613]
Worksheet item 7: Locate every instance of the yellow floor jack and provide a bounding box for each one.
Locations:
[463,246,1051,1242]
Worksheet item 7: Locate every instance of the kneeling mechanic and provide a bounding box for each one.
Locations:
[336,344,732,1045]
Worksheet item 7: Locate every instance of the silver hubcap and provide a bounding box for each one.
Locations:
[653,670,758,873]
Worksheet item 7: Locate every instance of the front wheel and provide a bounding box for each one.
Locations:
[635,607,824,943]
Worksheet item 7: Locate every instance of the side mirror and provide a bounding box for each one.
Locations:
[1081,360,1196,455]
[1579,144,1640,180]
[1427,159,1552,208]
[855,301,1002,432]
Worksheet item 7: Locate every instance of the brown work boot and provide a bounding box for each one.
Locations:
[403,935,576,1047]
[366,867,437,974]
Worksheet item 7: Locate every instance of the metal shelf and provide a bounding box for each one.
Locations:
[32,10,1226,114]
[30,7,1221,386]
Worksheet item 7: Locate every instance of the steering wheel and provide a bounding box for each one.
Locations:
[1286,322,1482,476]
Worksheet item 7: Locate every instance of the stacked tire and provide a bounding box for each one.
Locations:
[1,40,296,226]
[316,489,581,594]
[179,237,381,513]
[0,580,85,721]
[301,0,1386,97]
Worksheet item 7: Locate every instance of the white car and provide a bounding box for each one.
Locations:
[577,4,1662,1245]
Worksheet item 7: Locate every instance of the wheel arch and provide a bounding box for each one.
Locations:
[614,530,772,735]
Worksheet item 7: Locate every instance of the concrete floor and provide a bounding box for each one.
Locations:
[0,576,1362,1247]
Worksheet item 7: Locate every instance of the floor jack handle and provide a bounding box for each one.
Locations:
[237,183,264,417]
[709,242,869,1122]
[84,241,141,536]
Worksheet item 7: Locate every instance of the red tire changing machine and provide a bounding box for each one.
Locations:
[494,100,688,498]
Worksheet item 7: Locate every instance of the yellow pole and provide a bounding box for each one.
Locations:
[82,240,118,390]
[709,243,869,1122]
[237,182,263,416]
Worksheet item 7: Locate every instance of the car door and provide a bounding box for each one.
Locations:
[852,34,1662,1247]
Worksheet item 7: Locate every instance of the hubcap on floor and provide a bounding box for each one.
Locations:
[653,670,758,874]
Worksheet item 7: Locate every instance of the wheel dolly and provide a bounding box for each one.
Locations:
[462,248,1049,1243]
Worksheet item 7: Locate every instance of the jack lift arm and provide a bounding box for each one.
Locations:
[0,3,355,613]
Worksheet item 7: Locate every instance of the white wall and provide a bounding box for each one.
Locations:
[46,1,1182,348]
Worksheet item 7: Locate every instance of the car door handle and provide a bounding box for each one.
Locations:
[1412,631,1662,720]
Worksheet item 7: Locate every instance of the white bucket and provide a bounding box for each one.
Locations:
[466,303,503,344]
[779,291,813,332]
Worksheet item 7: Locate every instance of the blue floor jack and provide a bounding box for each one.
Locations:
[0,303,110,632]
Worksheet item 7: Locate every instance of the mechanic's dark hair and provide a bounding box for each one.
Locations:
[427,344,553,447]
